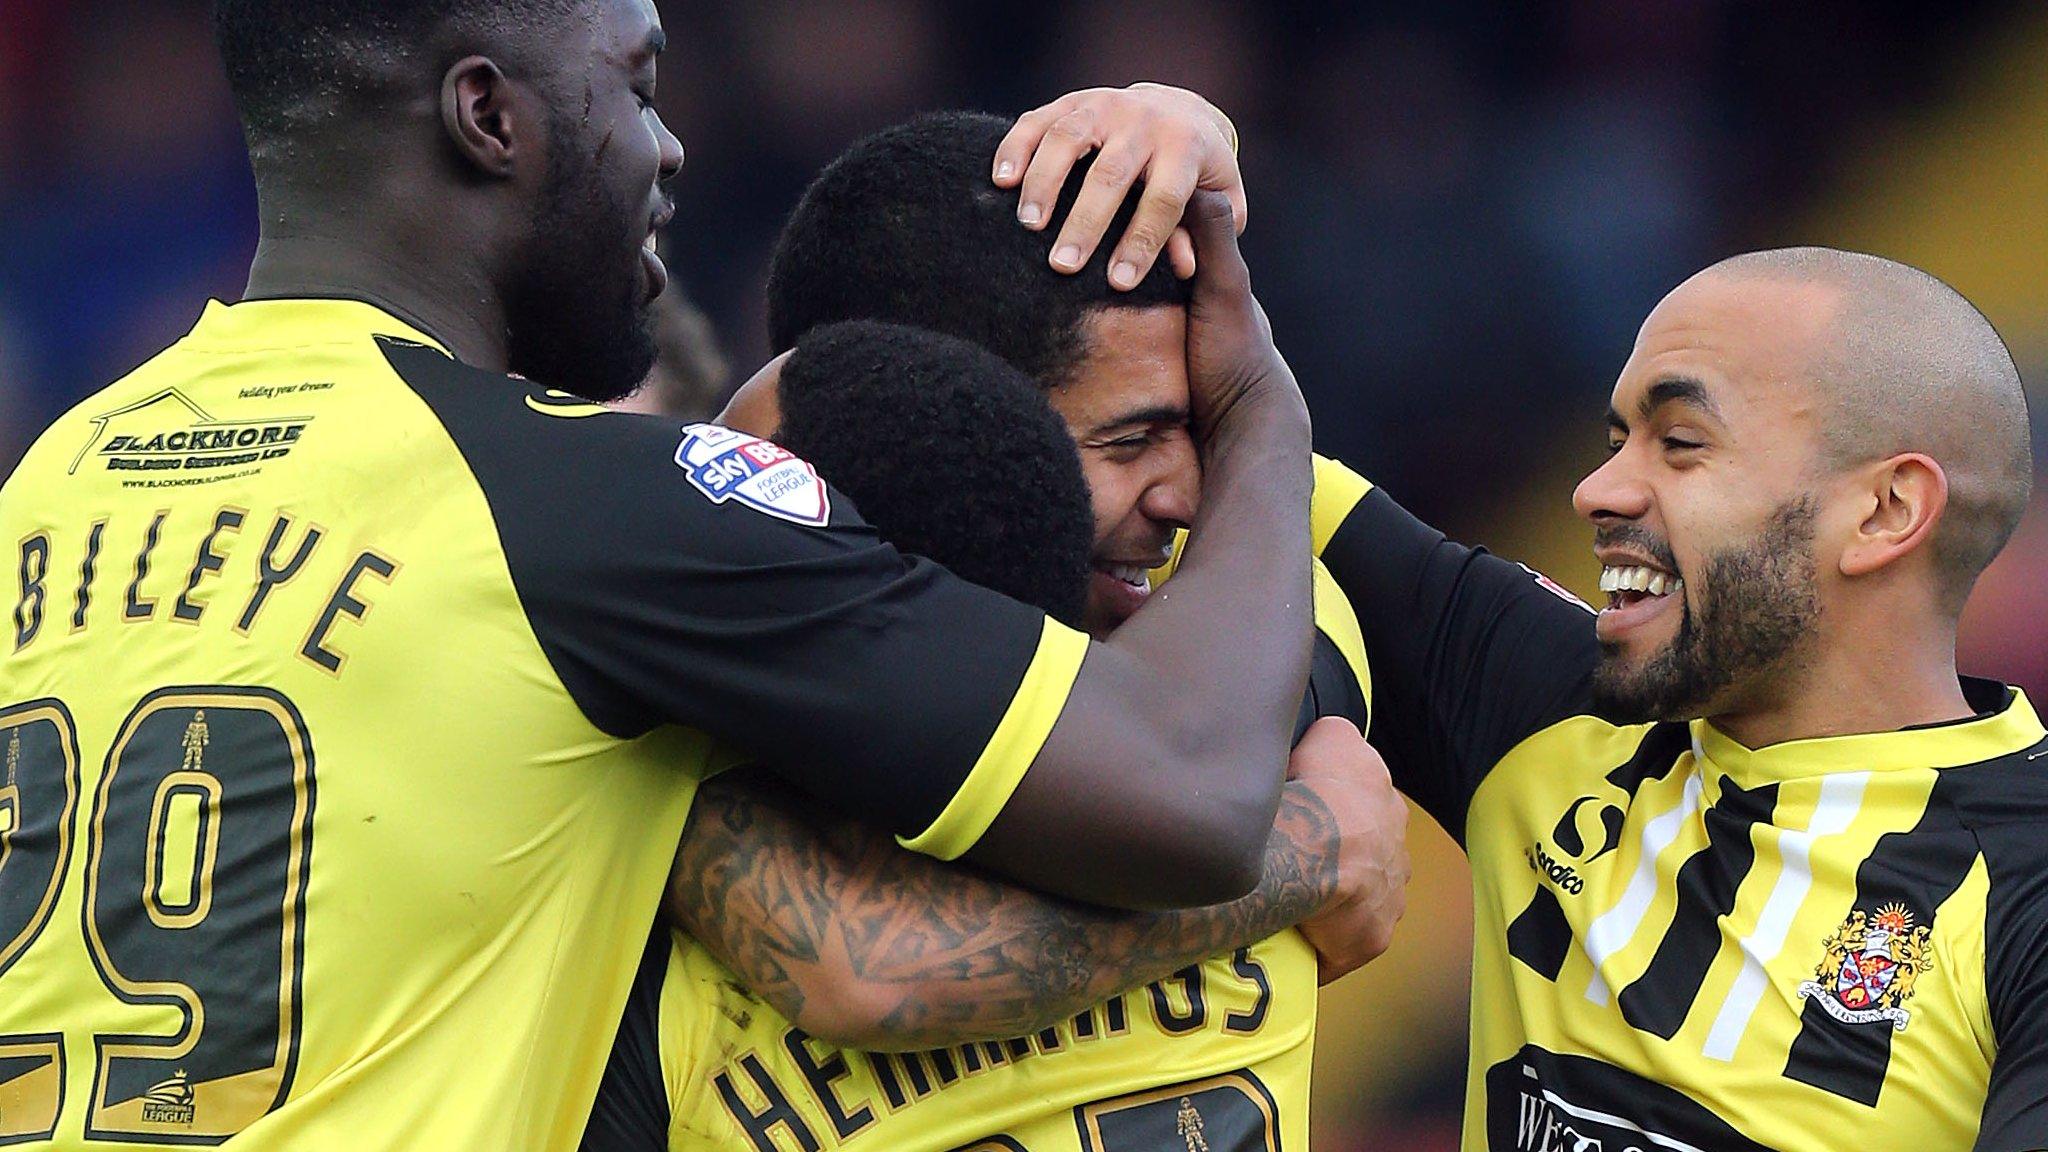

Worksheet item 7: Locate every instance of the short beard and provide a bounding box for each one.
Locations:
[1591,497,1822,725]
[502,112,658,403]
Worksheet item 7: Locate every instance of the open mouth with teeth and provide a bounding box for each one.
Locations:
[1086,561,1159,631]
[1600,564,1681,605]
[1596,563,1685,641]
[1098,562,1152,592]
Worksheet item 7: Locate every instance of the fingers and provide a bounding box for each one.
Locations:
[998,83,1248,288]
[1286,715,1363,778]
[1014,106,1102,234]
[1182,188,1253,313]
[1047,136,1146,274]
[1166,227,1196,279]
[992,96,1074,189]
[1129,81,1248,238]
[1097,150,1201,289]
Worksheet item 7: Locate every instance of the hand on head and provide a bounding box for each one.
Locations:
[993,83,1246,288]
[1178,189,1301,450]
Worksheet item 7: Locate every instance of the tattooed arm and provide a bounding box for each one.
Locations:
[666,717,1407,1052]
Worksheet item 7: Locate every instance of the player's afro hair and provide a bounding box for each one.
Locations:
[776,321,1095,628]
[212,0,576,148]
[767,112,1192,389]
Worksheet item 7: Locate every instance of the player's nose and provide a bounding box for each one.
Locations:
[1139,441,1200,529]
[1573,450,1650,525]
[654,116,685,184]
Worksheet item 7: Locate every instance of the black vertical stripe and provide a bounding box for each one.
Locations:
[1506,885,1574,980]
[1617,779,1778,1039]
[1502,724,1693,983]
[1782,776,1978,1106]
[1605,723,1694,795]
[578,931,674,1152]
[1967,739,2048,1149]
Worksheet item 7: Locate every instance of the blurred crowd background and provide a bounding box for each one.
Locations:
[5,1,2047,1147]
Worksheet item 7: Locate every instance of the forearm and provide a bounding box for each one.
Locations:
[668,770,1338,1052]
[1112,385,1315,753]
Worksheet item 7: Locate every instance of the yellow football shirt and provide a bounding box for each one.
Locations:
[0,299,1087,1149]
[584,541,1371,1152]
[1314,457,2048,1152]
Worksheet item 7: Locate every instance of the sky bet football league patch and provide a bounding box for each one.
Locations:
[674,423,831,527]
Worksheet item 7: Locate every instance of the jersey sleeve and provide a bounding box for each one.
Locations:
[1975,796,2048,1152]
[389,340,1085,853]
[1313,459,1598,842]
[1291,557,1371,744]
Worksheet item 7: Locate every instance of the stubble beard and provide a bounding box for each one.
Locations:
[503,112,659,403]
[1591,497,1823,725]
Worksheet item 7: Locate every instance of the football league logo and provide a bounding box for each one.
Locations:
[1797,903,1933,1032]
[674,424,830,527]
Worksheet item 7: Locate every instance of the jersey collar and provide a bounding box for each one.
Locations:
[1692,679,2043,786]
[184,297,452,356]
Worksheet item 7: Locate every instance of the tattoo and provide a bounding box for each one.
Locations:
[666,768,1340,1051]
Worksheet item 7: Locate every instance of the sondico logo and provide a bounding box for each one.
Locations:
[1526,796,1624,898]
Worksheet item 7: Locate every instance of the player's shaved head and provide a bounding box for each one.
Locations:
[214,0,583,171]
[1700,247,2033,611]
[214,0,684,405]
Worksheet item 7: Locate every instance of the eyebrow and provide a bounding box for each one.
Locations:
[1087,404,1189,436]
[637,27,668,60]
[1608,375,1722,430]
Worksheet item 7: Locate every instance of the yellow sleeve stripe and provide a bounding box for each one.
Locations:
[1311,454,1375,557]
[1310,559,1372,727]
[898,616,1092,860]
[1156,455,1372,586]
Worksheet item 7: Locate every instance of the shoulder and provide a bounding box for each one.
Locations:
[1933,685,2048,838]
[379,338,874,551]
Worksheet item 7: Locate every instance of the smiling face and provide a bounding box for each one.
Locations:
[720,305,1198,640]
[1049,307,1201,637]
[1573,271,1848,723]
[504,0,684,402]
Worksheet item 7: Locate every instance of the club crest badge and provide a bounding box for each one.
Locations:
[1797,903,1934,1031]
[674,424,830,527]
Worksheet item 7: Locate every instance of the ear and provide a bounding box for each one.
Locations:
[1838,453,1948,578]
[440,56,523,179]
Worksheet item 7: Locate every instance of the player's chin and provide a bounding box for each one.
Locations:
[1594,584,1683,649]
[1591,654,1664,724]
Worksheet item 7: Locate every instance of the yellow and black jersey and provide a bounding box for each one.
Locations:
[610,924,1317,1152]
[1313,457,2048,1152]
[0,299,1087,1150]
[582,552,1371,1152]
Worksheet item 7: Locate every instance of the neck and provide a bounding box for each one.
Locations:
[243,220,509,371]
[1707,612,1971,749]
